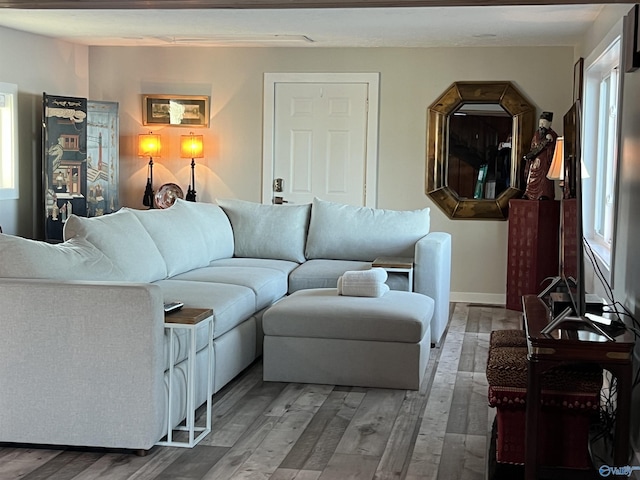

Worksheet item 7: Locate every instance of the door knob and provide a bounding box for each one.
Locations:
[273,196,289,204]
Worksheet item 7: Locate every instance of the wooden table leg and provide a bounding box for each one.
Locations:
[525,357,541,480]
[612,363,632,467]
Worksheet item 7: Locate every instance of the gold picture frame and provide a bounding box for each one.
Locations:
[142,94,209,127]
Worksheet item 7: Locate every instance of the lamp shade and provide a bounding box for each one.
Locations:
[138,133,161,157]
[180,133,204,159]
[547,136,564,181]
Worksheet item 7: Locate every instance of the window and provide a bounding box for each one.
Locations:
[594,64,618,246]
[61,134,79,151]
[583,38,621,269]
[0,82,18,200]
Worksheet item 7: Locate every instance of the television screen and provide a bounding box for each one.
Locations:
[561,101,586,318]
[560,101,585,317]
[541,100,609,336]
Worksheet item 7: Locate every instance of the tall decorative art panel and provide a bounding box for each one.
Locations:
[86,100,119,217]
[43,94,119,242]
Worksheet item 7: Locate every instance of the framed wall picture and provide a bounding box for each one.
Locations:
[142,94,210,127]
[573,57,584,103]
[624,4,640,73]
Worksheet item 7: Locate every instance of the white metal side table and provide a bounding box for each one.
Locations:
[372,256,414,292]
[157,307,213,448]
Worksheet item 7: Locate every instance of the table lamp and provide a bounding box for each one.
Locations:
[180,132,204,202]
[138,132,161,208]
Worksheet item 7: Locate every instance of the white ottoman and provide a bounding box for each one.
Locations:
[262,288,434,390]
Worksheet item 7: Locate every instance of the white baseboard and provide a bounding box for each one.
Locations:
[450,292,506,306]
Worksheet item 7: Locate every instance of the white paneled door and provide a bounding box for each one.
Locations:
[263,73,379,207]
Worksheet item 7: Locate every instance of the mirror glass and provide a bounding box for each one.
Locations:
[426,81,535,220]
[447,103,512,200]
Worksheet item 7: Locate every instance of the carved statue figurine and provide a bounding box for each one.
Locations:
[523,111,557,200]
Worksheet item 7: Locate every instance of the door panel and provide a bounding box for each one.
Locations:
[272,82,368,206]
[291,130,312,193]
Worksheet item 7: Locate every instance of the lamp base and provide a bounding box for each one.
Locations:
[143,178,155,208]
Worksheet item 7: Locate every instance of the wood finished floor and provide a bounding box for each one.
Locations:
[0,303,521,480]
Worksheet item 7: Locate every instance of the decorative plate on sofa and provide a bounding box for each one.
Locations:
[155,183,184,209]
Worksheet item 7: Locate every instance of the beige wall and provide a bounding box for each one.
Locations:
[0,27,88,238]
[88,45,574,302]
[578,4,630,60]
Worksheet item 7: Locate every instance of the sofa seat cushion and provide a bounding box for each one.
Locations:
[305,197,430,261]
[208,257,300,276]
[155,279,256,338]
[129,199,234,277]
[288,259,370,293]
[217,198,310,263]
[263,288,434,343]
[63,209,167,283]
[0,234,123,281]
[288,259,409,294]
[171,266,288,310]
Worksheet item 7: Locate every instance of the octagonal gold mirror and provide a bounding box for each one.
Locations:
[426,81,535,220]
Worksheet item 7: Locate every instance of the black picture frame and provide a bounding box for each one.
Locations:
[573,57,584,103]
[142,94,210,127]
[624,4,640,73]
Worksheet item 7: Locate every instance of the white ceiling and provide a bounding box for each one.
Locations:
[0,5,608,48]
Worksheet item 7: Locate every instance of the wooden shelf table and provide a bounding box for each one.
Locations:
[522,295,634,480]
[157,307,213,448]
[372,256,414,292]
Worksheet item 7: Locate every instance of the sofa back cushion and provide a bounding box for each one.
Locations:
[129,199,234,277]
[0,234,123,281]
[305,197,430,261]
[217,198,310,263]
[64,209,167,283]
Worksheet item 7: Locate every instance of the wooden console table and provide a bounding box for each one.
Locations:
[522,295,634,480]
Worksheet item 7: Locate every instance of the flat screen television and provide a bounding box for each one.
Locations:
[561,101,585,316]
[541,100,614,339]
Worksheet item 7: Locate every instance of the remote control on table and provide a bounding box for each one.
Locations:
[164,301,184,313]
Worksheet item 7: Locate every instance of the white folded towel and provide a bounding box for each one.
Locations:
[342,267,388,284]
[337,267,390,297]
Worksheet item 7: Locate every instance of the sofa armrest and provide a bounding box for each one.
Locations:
[414,232,452,345]
[0,278,166,450]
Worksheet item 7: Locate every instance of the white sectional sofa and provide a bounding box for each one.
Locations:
[0,197,451,451]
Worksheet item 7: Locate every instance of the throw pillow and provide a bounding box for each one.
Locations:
[0,233,123,281]
[305,197,430,261]
[129,199,234,277]
[64,209,167,283]
[217,198,310,263]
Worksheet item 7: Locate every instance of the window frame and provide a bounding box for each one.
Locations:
[582,37,622,275]
[0,82,19,201]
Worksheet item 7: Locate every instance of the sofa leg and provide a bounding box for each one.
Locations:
[134,448,151,457]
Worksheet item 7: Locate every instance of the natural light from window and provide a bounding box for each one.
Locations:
[582,37,621,271]
[0,82,19,200]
